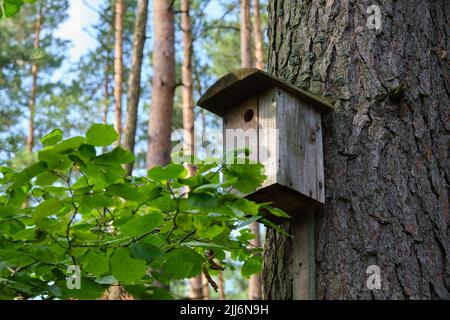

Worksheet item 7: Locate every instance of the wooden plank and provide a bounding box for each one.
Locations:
[258,88,278,186]
[292,211,315,300]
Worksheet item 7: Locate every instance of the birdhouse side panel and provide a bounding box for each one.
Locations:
[276,90,325,204]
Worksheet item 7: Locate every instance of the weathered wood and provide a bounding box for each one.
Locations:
[197,68,334,116]
[292,211,315,300]
[277,89,325,204]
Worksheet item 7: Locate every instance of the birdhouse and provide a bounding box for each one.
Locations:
[197,68,333,220]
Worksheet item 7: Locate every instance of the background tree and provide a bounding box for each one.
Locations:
[146,0,175,169]
[263,0,450,300]
[123,0,148,175]
[113,0,124,143]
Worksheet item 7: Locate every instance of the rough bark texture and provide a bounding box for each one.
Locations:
[252,0,265,69]
[147,0,175,169]
[113,0,124,144]
[27,1,42,152]
[263,0,450,300]
[124,0,148,175]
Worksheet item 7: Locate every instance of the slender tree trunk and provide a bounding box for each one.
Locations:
[103,59,110,125]
[27,1,42,152]
[240,0,252,68]
[113,0,124,143]
[202,274,210,300]
[252,0,264,69]
[146,0,175,169]
[181,0,205,299]
[124,0,149,175]
[241,0,262,301]
[263,0,450,300]
[218,271,225,300]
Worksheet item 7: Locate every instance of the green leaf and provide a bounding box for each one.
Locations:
[186,193,218,209]
[60,277,105,300]
[9,161,47,189]
[231,198,260,216]
[80,250,109,277]
[147,163,187,182]
[181,241,226,249]
[93,147,134,164]
[119,213,164,237]
[86,124,118,146]
[162,248,204,279]
[40,129,63,147]
[266,206,291,218]
[105,183,145,202]
[130,242,162,261]
[33,199,64,219]
[223,163,266,193]
[0,206,15,218]
[238,215,261,229]
[110,248,147,284]
[241,255,262,278]
[35,172,58,186]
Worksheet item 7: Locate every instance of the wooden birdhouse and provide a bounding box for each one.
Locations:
[197,68,333,220]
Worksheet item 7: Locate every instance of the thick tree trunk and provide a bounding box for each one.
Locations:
[252,0,264,69]
[124,0,148,175]
[113,0,124,143]
[27,1,42,152]
[146,0,175,169]
[263,0,450,300]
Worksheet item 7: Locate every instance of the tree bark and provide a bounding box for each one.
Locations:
[124,0,149,175]
[103,59,111,125]
[252,0,264,69]
[218,271,225,300]
[240,0,252,68]
[27,1,43,152]
[263,0,450,300]
[146,0,175,169]
[113,0,124,144]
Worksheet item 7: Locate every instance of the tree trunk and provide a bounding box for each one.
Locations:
[263,0,450,300]
[240,0,252,68]
[218,271,225,300]
[241,0,262,300]
[124,0,149,175]
[202,274,210,300]
[146,0,175,169]
[113,0,124,144]
[27,1,43,152]
[252,0,264,69]
[103,59,111,125]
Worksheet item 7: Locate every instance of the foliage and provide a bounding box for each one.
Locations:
[0,0,35,19]
[0,124,285,300]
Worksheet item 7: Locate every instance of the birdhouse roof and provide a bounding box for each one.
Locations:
[197,68,334,116]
